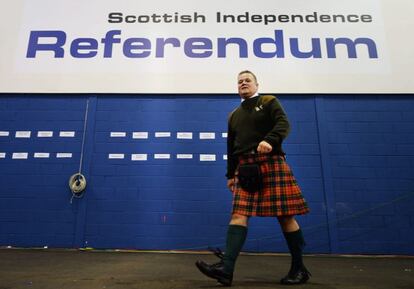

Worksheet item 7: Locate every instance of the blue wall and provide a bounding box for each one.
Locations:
[0,94,413,255]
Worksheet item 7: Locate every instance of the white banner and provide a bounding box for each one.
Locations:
[0,0,413,93]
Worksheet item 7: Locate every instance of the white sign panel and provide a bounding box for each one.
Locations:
[110,132,127,137]
[131,154,147,161]
[37,131,53,137]
[108,153,125,159]
[59,131,75,137]
[34,152,50,158]
[177,132,193,139]
[56,153,73,158]
[176,154,193,159]
[199,132,216,140]
[12,152,28,159]
[155,132,171,138]
[133,132,149,139]
[0,0,413,93]
[154,154,171,159]
[15,131,31,138]
[200,154,216,161]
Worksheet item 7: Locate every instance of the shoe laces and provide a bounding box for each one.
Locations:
[211,261,225,269]
[208,247,224,260]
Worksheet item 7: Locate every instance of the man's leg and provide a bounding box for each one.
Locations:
[196,214,248,286]
[223,214,249,273]
[278,216,311,285]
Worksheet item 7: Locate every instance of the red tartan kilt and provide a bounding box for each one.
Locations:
[232,153,310,217]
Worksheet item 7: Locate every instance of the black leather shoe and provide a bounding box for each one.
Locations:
[280,267,311,285]
[195,260,233,286]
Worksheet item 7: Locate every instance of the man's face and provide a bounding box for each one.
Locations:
[238,73,258,99]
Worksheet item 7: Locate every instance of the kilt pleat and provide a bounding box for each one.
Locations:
[232,153,310,217]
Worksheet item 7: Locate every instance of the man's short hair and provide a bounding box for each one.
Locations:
[238,70,258,83]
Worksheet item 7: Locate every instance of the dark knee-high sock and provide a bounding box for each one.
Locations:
[283,229,306,272]
[222,225,248,273]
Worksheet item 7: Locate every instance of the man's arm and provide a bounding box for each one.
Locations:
[263,96,290,148]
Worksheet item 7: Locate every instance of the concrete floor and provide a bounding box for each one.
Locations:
[0,249,413,289]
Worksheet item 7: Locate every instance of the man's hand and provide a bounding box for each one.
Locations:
[257,140,273,154]
[227,178,235,192]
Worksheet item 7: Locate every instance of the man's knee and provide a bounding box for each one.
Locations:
[230,214,249,226]
[278,215,294,224]
[278,215,299,232]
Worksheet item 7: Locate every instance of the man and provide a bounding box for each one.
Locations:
[195,70,310,286]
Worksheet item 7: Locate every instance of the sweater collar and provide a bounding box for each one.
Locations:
[241,92,259,103]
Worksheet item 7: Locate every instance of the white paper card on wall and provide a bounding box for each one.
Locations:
[176,154,193,159]
[110,132,126,137]
[131,154,147,161]
[34,152,50,158]
[200,154,216,161]
[15,131,31,138]
[59,131,75,137]
[222,133,228,138]
[155,132,171,138]
[0,153,6,158]
[200,132,216,139]
[57,153,72,158]
[133,132,148,139]
[154,154,170,159]
[0,131,9,137]
[177,132,193,139]
[223,154,228,160]
[108,153,125,159]
[37,131,53,137]
[12,152,28,159]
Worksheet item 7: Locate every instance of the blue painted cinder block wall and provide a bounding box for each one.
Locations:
[0,94,413,255]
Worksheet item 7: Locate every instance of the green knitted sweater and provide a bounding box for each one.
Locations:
[226,95,290,178]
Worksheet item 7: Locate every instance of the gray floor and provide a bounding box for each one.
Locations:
[0,249,413,289]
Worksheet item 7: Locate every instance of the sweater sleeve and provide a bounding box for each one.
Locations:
[263,97,290,148]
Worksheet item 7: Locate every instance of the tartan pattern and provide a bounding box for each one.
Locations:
[232,154,310,217]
